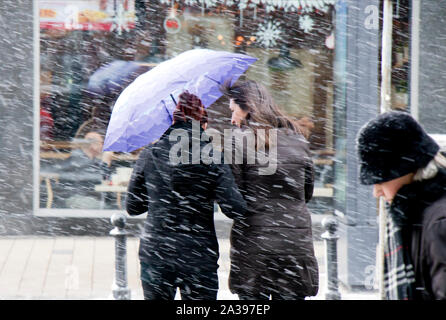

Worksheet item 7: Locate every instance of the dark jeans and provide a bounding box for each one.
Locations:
[140,262,218,300]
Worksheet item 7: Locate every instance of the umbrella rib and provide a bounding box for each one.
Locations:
[204,75,221,85]
[170,94,177,106]
[163,100,173,123]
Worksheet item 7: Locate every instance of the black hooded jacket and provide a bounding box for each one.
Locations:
[126,120,247,268]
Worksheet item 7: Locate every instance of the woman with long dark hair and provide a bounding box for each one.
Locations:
[220,80,319,300]
[126,91,247,300]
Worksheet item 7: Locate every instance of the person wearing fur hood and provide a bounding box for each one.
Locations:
[357,111,446,300]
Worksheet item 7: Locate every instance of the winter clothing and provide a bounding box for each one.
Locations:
[385,167,446,300]
[228,127,319,299]
[357,111,446,300]
[126,120,247,300]
[140,261,218,300]
[357,111,439,185]
[382,205,416,300]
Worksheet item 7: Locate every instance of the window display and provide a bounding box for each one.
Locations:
[38,0,336,213]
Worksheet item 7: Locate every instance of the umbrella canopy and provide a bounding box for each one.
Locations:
[103,49,257,152]
[87,60,153,98]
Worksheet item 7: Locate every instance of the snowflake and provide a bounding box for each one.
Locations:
[110,3,130,35]
[255,20,282,48]
[299,14,314,33]
[159,0,220,7]
[259,0,335,13]
[185,0,220,7]
[157,0,336,13]
[249,0,262,5]
[238,0,249,10]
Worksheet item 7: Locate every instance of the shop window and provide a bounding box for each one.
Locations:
[36,0,337,215]
[38,0,141,214]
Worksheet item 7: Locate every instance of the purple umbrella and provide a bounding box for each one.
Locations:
[87,60,153,98]
[103,49,257,152]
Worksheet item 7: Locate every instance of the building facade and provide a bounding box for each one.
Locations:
[11,0,443,290]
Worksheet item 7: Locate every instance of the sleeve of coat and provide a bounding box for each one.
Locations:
[227,137,246,198]
[214,164,247,220]
[426,217,446,300]
[126,150,149,216]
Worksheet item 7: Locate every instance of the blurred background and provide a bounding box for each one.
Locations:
[2,0,445,298]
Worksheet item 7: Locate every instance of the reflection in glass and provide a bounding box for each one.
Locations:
[38,0,336,213]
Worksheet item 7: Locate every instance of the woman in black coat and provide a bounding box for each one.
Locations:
[357,111,446,300]
[126,91,247,300]
[221,80,319,300]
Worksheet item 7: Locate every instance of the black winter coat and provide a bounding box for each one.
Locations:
[126,120,247,271]
[389,167,446,300]
[228,127,319,298]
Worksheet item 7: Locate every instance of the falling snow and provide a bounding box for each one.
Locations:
[0,0,431,303]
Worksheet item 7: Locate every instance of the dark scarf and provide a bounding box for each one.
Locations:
[384,167,446,300]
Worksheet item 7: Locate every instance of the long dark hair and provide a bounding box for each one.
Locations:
[220,79,302,147]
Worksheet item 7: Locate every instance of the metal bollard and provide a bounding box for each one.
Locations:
[321,216,341,300]
[110,213,131,300]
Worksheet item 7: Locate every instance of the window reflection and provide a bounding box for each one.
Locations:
[38,0,336,212]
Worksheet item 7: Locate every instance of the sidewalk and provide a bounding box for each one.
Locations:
[0,234,378,300]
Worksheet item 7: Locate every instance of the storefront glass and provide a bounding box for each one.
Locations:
[37,0,337,215]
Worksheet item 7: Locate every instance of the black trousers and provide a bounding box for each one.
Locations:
[140,262,218,300]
